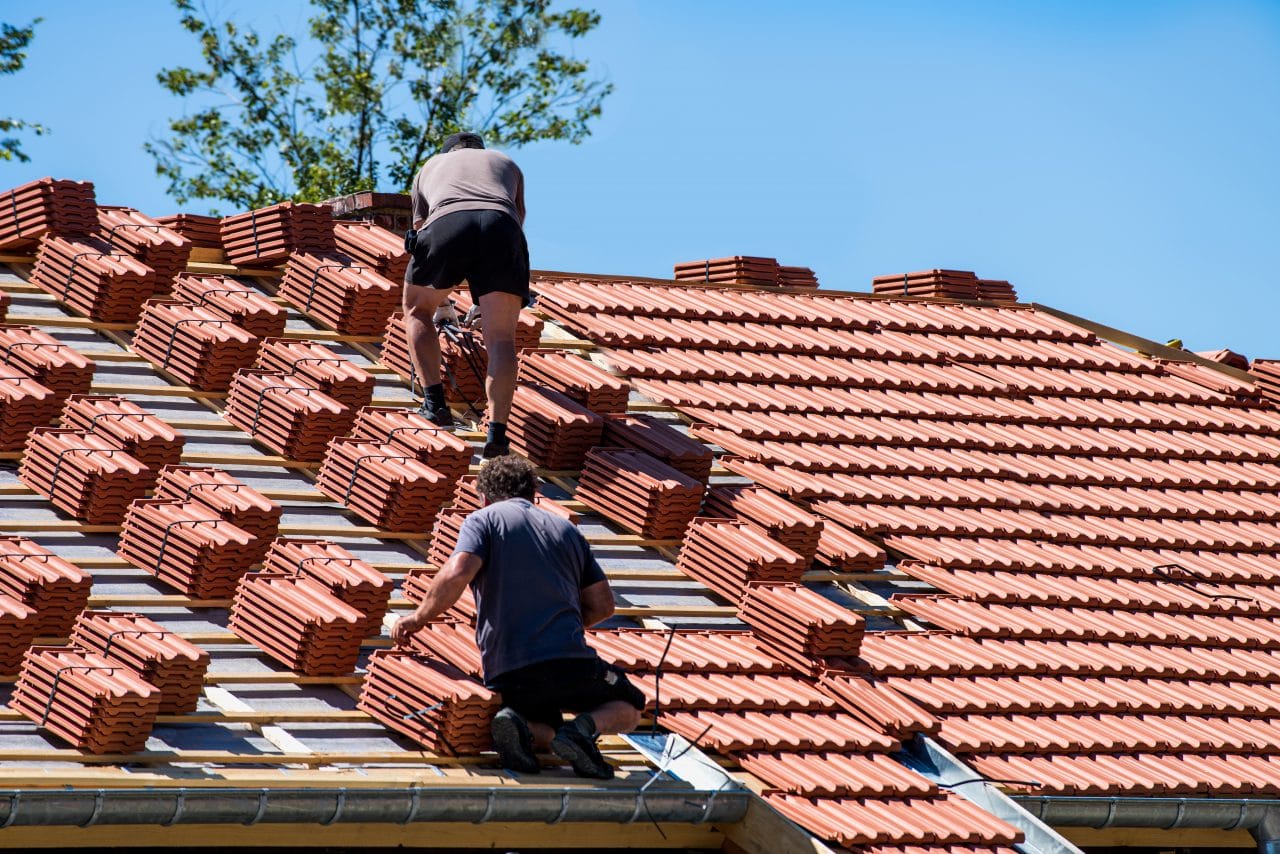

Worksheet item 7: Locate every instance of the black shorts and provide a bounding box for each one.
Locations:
[487,656,647,730]
[405,209,530,304]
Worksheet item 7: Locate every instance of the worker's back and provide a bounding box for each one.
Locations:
[412,147,524,230]
[454,497,602,683]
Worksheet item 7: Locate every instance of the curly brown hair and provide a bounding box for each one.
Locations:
[476,454,537,502]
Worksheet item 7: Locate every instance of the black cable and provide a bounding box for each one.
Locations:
[650,626,677,736]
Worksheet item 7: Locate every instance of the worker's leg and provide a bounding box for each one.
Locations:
[402,282,455,423]
[582,699,642,735]
[477,290,522,455]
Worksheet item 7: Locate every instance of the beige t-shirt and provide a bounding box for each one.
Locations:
[411,148,525,231]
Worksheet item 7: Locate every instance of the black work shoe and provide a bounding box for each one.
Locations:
[551,715,613,780]
[491,707,541,774]
[417,400,455,429]
[481,438,511,460]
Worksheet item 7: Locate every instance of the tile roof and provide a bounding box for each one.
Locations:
[4,176,1274,850]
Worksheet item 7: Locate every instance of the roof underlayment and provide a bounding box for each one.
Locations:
[0,178,1278,852]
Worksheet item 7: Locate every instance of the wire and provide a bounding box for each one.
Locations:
[650,626,677,736]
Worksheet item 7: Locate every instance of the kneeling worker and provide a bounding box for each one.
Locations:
[392,455,644,778]
[402,131,529,459]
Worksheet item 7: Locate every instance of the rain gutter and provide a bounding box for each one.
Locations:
[0,785,748,828]
[1014,796,1280,853]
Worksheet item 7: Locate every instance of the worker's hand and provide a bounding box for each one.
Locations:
[391,612,423,646]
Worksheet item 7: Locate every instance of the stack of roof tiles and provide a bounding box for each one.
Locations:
[154,213,222,250]
[153,465,281,560]
[333,220,409,282]
[0,536,91,637]
[316,438,454,530]
[450,474,580,524]
[872,269,1017,302]
[703,485,823,561]
[777,264,819,288]
[96,206,192,286]
[70,610,210,714]
[402,562,477,624]
[674,517,808,602]
[426,508,469,572]
[263,538,391,637]
[225,369,354,460]
[279,252,400,335]
[516,348,630,413]
[133,300,259,391]
[11,645,162,754]
[1198,348,1249,371]
[739,582,866,674]
[575,447,703,538]
[230,571,365,676]
[602,412,713,482]
[0,596,40,672]
[350,406,472,483]
[0,373,66,452]
[398,618,481,675]
[255,338,374,410]
[674,256,783,288]
[219,202,334,267]
[535,273,1280,818]
[61,394,184,471]
[30,234,160,321]
[19,428,153,523]
[0,177,97,250]
[117,499,257,597]
[358,650,499,755]
[0,323,94,405]
[171,273,287,338]
[506,385,602,470]
[1250,359,1280,404]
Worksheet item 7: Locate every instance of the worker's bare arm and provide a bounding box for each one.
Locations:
[580,580,615,627]
[391,551,484,643]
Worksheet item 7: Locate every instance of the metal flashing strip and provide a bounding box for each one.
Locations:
[901,735,1084,854]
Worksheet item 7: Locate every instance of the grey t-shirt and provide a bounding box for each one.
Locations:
[411,148,525,231]
[453,498,605,680]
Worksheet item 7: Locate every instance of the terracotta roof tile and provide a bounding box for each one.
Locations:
[574,447,703,539]
[351,406,472,483]
[153,465,281,559]
[219,202,335,266]
[517,348,630,413]
[764,793,1022,847]
[30,233,161,322]
[0,177,97,250]
[333,219,409,282]
[661,710,899,752]
[153,213,221,250]
[11,645,162,754]
[96,205,192,286]
[263,537,391,637]
[254,338,375,410]
[171,273,287,338]
[0,536,91,637]
[117,499,257,598]
[71,609,209,714]
[61,394,184,471]
[506,384,603,470]
[674,517,807,602]
[316,438,454,530]
[230,571,366,676]
[19,428,153,523]
[740,751,936,797]
[358,650,499,755]
[132,299,259,391]
[280,251,400,335]
[225,369,355,461]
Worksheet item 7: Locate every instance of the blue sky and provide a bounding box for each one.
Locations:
[2,1,1278,357]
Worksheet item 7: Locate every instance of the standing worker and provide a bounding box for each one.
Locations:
[391,456,645,778]
[403,132,528,459]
